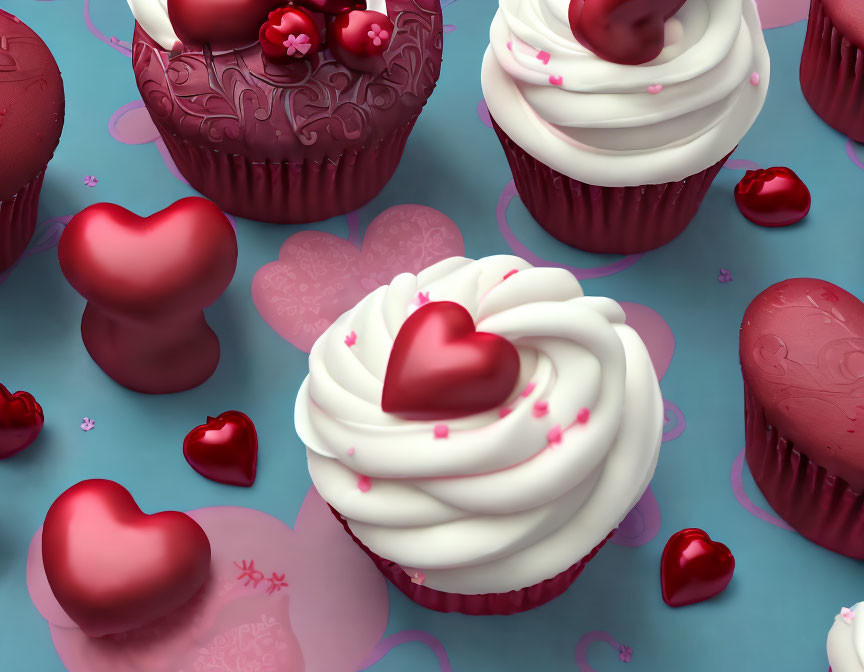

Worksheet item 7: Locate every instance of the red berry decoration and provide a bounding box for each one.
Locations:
[183,411,258,487]
[0,383,44,459]
[328,10,394,74]
[661,528,735,608]
[259,6,321,62]
[168,0,280,49]
[569,0,686,65]
[381,301,521,420]
[734,167,811,228]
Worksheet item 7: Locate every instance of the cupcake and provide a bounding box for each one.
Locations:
[481,0,769,254]
[128,0,442,224]
[294,255,664,614]
[0,10,64,272]
[828,603,864,672]
[740,278,864,559]
[800,0,864,141]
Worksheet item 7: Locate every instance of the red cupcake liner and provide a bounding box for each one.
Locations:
[800,0,864,142]
[744,383,864,559]
[330,505,613,615]
[491,117,729,254]
[0,169,45,273]
[153,118,417,225]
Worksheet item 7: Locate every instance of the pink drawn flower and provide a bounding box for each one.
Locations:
[234,559,265,588]
[367,23,390,47]
[265,572,289,595]
[83,175,98,187]
[619,644,633,662]
[283,33,312,57]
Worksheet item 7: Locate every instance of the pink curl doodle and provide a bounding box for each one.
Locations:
[84,0,133,57]
[663,400,686,442]
[611,486,660,548]
[575,631,632,671]
[730,447,794,531]
[359,630,452,671]
[0,215,70,286]
[496,181,644,280]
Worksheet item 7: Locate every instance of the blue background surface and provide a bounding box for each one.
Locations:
[1,1,863,670]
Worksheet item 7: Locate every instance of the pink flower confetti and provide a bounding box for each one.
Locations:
[83,175,98,187]
[283,33,312,57]
[842,607,855,624]
[549,75,563,86]
[434,424,449,439]
[532,401,549,418]
[619,645,633,663]
[357,475,372,493]
[415,291,430,306]
[536,50,550,65]
[410,571,426,585]
[718,268,733,284]
[521,382,536,397]
[234,559,265,588]
[750,71,760,86]
[577,408,590,424]
[345,331,357,347]
[367,23,390,46]
[547,425,563,444]
[647,84,663,95]
[80,417,95,432]
[265,572,289,595]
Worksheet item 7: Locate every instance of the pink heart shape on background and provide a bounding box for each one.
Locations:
[252,205,465,352]
[755,0,809,29]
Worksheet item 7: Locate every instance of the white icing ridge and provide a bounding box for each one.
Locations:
[294,256,663,594]
[828,603,864,672]
[481,0,770,186]
[128,0,390,50]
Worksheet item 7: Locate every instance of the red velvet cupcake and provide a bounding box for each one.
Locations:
[0,10,64,272]
[741,278,864,558]
[129,0,442,224]
[800,0,864,141]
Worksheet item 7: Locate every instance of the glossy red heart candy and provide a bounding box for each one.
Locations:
[168,0,280,48]
[569,0,686,65]
[661,528,734,607]
[0,383,43,459]
[259,7,321,62]
[382,301,520,420]
[183,411,258,487]
[328,10,394,73]
[42,479,211,637]
[734,167,811,227]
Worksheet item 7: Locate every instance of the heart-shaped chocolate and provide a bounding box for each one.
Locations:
[734,167,811,228]
[183,411,258,487]
[381,301,520,420]
[569,0,686,65]
[0,384,44,458]
[42,479,211,638]
[660,528,734,607]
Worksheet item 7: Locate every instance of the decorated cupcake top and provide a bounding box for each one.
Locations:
[0,10,64,201]
[481,0,769,187]
[295,256,663,594]
[828,604,864,672]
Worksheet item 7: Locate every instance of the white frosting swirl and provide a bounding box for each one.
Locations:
[127,0,389,50]
[295,256,663,594]
[481,0,770,186]
[828,604,864,672]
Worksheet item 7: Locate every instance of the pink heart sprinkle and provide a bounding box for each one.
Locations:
[547,425,563,444]
[347,447,356,456]
[536,50,550,65]
[357,475,371,493]
[577,408,590,424]
[434,424,449,439]
[532,401,549,418]
[345,331,357,347]
[648,84,663,95]
[415,291,431,306]
[750,71,760,86]
[549,75,563,86]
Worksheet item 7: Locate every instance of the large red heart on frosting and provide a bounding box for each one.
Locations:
[569,0,686,65]
[42,479,211,638]
[381,301,520,420]
[0,384,44,459]
[58,197,237,319]
[183,411,258,487]
[167,0,280,48]
[660,528,734,607]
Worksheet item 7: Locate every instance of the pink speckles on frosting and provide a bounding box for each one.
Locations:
[549,75,563,86]
[536,50,550,65]
[521,382,536,397]
[647,84,663,95]
[347,447,356,456]
[357,475,372,493]
[433,424,449,439]
[345,331,357,347]
[577,408,590,424]
[841,607,855,624]
[532,401,549,418]
[547,425,563,445]
[750,71,760,86]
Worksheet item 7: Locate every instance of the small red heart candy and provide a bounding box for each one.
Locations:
[168,0,280,48]
[569,0,686,65]
[183,411,258,487]
[259,7,321,62]
[382,301,520,420]
[328,10,394,73]
[0,383,43,459]
[734,167,811,227]
[42,479,211,637]
[661,528,735,607]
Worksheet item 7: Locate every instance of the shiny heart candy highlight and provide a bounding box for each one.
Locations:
[734,167,811,227]
[381,301,520,420]
[42,479,211,637]
[183,411,258,487]
[661,528,734,607]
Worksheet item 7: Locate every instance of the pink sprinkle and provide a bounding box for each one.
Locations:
[416,291,430,306]
[345,331,357,347]
[532,401,549,418]
[549,75,563,86]
[434,424,449,439]
[647,84,663,95]
[547,425,563,444]
[503,269,519,280]
[577,408,590,424]
[498,407,513,418]
[507,41,513,51]
[347,447,356,456]
[750,71,760,86]
[410,571,426,585]
[357,475,371,493]
[536,50,551,65]
[521,382,536,397]
[842,607,856,623]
